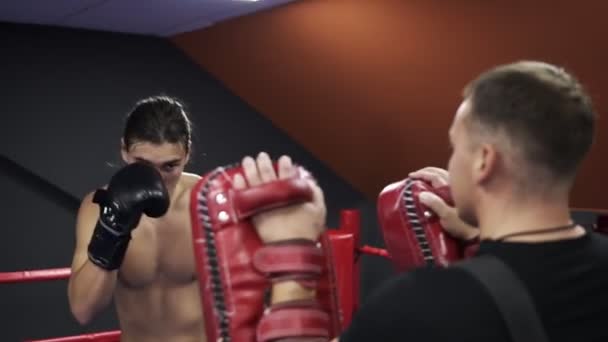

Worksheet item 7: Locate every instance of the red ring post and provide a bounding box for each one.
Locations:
[338,209,361,323]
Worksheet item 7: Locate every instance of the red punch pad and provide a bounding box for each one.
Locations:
[377,178,463,272]
[190,163,342,342]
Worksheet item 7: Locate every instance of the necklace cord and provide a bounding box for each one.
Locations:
[493,223,578,241]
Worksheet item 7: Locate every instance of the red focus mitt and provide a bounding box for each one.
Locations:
[190,163,342,342]
[377,178,478,272]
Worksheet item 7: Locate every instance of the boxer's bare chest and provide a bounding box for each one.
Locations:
[118,191,197,287]
[112,176,205,341]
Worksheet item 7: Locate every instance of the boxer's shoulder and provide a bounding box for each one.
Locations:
[73,186,112,238]
[173,173,202,207]
[180,172,202,188]
[77,185,108,217]
[178,172,201,196]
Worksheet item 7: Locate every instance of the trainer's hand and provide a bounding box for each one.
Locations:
[233,152,327,243]
[408,166,450,188]
[409,167,478,241]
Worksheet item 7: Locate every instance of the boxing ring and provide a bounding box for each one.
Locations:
[0,209,392,342]
[0,266,122,342]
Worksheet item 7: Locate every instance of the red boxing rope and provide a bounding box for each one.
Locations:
[0,267,71,284]
[23,330,121,342]
[358,245,391,259]
[0,265,121,342]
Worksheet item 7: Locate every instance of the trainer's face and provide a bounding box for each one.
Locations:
[447,99,478,226]
[121,141,189,196]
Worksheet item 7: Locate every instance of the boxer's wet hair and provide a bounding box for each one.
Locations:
[463,61,595,186]
[123,95,193,153]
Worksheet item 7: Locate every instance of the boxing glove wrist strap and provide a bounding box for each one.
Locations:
[87,209,132,271]
[253,239,325,288]
[87,189,138,271]
[257,299,330,342]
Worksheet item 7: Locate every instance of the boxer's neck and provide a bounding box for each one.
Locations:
[476,189,583,242]
[165,175,186,208]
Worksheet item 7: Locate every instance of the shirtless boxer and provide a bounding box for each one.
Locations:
[67,95,204,342]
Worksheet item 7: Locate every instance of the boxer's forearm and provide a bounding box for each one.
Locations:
[68,261,118,325]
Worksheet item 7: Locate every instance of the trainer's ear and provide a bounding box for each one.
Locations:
[473,142,498,185]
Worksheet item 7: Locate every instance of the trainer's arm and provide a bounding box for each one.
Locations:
[67,191,118,325]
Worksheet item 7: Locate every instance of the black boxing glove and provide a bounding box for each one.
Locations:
[87,162,170,270]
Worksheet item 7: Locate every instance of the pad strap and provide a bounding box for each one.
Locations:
[235,178,313,219]
[253,239,325,288]
[257,300,330,342]
[206,174,313,230]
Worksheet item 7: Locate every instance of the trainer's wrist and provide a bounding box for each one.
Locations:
[445,218,479,241]
[253,239,324,305]
[460,224,480,242]
[270,280,316,304]
[261,232,320,244]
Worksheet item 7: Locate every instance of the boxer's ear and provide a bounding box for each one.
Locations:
[184,141,192,164]
[120,138,129,164]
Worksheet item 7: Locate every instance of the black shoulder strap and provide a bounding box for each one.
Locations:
[455,256,549,342]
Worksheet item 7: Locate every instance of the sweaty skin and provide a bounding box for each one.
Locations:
[69,172,204,342]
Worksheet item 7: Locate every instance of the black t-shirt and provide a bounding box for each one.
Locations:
[340,232,608,342]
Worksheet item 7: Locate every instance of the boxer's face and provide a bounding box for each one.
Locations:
[121,141,189,197]
[447,99,479,226]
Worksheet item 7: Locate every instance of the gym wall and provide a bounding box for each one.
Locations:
[172,0,608,209]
